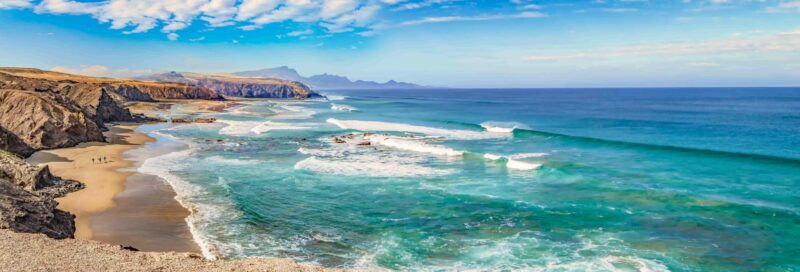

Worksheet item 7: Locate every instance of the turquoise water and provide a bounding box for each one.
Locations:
[139,88,800,271]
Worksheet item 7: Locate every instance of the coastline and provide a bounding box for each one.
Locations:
[26,123,199,253]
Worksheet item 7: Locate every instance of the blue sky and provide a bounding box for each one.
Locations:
[0,0,799,87]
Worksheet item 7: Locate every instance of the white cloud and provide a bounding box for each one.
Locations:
[765,1,800,13]
[287,29,314,36]
[0,0,32,9]
[522,29,800,62]
[167,32,179,41]
[26,0,385,36]
[19,0,549,37]
[399,11,547,26]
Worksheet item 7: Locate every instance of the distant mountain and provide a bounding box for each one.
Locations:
[233,67,426,90]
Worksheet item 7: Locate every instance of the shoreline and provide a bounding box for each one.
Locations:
[26,123,200,253]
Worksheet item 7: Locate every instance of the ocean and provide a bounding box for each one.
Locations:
[137,88,800,271]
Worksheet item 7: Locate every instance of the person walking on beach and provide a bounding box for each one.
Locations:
[92,158,95,164]
[103,156,107,163]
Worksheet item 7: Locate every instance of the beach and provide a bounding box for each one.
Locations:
[26,123,199,253]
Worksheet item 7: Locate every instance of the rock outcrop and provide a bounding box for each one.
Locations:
[140,72,321,99]
[0,151,82,239]
[0,89,105,156]
[126,81,223,101]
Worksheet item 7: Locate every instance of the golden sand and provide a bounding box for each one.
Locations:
[27,124,153,240]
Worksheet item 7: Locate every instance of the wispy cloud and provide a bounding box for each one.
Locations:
[0,0,32,9]
[24,0,387,39]
[522,29,800,62]
[765,1,800,13]
[398,11,547,26]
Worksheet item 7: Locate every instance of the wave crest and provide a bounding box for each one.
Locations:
[327,118,502,140]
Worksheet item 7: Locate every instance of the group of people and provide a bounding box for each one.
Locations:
[92,156,109,164]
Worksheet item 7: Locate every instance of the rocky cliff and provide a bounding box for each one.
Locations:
[0,151,82,239]
[0,89,106,157]
[140,72,321,99]
[0,68,223,102]
[0,68,228,157]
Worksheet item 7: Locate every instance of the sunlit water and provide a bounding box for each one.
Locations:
[137,88,800,271]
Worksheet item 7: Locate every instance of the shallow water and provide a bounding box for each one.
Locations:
[140,88,800,271]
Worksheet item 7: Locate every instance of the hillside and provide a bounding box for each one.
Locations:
[140,72,321,99]
[0,68,223,101]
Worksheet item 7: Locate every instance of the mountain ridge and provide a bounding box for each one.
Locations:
[233,66,426,90]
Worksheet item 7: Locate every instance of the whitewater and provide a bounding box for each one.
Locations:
[136,88,800,271]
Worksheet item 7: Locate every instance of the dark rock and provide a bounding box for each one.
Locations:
[0,151,83,239]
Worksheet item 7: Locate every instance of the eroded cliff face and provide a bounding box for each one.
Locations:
[0,72,135,124]
[127,82,223,100]
[0,68,224,102]
[0,89,105,155]
[196,77,319,99]
[141,72,321,99]
[0,151,82,239]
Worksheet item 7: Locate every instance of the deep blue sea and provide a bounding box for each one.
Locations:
[138,88,800,271]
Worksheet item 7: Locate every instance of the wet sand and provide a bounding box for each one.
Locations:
[27,124,199,253]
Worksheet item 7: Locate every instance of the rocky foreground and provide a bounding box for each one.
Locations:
[0,230,343,272]
[0,151,82,239]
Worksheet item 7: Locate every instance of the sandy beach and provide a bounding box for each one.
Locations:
[26,124,199,253]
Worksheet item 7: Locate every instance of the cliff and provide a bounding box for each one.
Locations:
[0,151,83,239]
[0,68,223,102]
[0,89,106,156]
[140,72,321,99]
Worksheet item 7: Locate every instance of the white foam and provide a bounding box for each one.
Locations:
[480,121,525,133]
[273,104,316,119]
[294,156,456,177]
[330,103,357,112]
[218,120,308,135]
[327,118,501,140]
[324,94,347,101]
[139,149,242,260]
[483,153,503,161]
[509,152,549,159]
[365,135,465,157]
[536,255,671,272]
[506,159,542,170]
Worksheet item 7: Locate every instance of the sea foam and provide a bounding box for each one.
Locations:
[480,121,526,133]
[218,120,309,135]
[327,118,501,140]
[139,148,242,260]
[482,152,545,171]
[365,135,465,157]
[331,103,357,112]
[506,159,542,170]
[294,156,456,177]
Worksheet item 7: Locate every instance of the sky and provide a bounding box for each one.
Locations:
[0,0,799,88]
